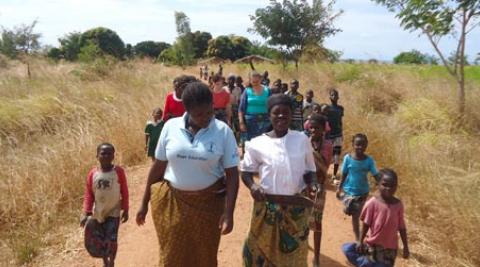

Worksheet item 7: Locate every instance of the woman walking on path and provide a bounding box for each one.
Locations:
[238,71,271,142]
[212,74,232,126]
[162,75,197,122]
[136,82,240,267]
[240,94,319,267]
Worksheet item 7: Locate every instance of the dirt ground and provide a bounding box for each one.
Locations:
[33,164,409,267]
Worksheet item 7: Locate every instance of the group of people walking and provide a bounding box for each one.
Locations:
[80,70,409,267]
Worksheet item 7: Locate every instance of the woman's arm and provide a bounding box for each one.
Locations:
[219,167,239,235]
[136,160,168,225]
[241,171,265,201]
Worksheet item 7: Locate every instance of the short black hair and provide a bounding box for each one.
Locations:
[379,168,398,184]
[97,142,115,154]
[267,94,292,113]
[212,73,224,83]
[176,75,198,91]
[329,88,339,95]
[309,113,327,126]
[352,133,368,144]
[182,82,213,111]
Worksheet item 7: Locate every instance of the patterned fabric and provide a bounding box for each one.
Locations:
[244,113,271,141]
[367,245,398,266]
[84,216,120,258]
[214,108,228,124]
[342,194,368,216]
[243,200,311,267]
[150,181,225,267]
[308,150,328,232]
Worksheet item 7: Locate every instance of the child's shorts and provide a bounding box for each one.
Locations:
[84,216,120,258]
[308,189,326,232]
[342,242,397,267]
[342,194,368,216]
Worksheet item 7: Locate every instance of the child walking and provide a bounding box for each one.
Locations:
[144,108,165,161]
[80,143,129,267]
[326,88,344,185]
[342,168,410,267]
[337,134,381,242]
[308,113,333,267]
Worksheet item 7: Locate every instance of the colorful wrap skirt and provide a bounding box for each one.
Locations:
[214,108,229,124]
[84,216,120,258]
[243,200,311,267]
[150,180,226,267]
[244,113,271,141]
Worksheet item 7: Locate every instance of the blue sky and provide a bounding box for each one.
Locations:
[0,0,478,61]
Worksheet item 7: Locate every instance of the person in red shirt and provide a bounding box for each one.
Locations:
[80,143,129,267]
[162,75,198,121]
[211,74,232,126]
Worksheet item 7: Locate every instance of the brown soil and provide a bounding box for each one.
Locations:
[32,164,408,267]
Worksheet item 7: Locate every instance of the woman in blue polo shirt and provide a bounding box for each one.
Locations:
[238,71,271,142]
[136,81,240,267]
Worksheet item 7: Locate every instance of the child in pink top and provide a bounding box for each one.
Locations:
[211,74,232,125]
[342,168,409,267]
[304,103,331,134]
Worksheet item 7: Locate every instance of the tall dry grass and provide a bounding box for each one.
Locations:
[0,59,479,266]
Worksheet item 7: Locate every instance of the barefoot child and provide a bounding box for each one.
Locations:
[336,134,381,242]
[342,169,410,267]
[80,143,129,267]
[308,113,333,267]
[145,108,165,162]
[326,89,344,185]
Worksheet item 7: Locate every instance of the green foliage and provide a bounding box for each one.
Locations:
[174,11,191,35]
[58,32,82,61]
[207,35,235,60]
[230,35,252,60]
[47,47,62,61]
[78,42,102,63]
[191,31,212,58]
[172,11,195,66]
[134,41,171,58]
[394,49,430,64]
[80,27,125,59]
[248,41,282,60]
[0,20,41,58]
[125,43,134,59]
[249,0,341,65]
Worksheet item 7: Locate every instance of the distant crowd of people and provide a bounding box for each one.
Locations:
[79,68,409,267]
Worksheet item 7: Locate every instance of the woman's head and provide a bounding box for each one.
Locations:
[249,71,263,87]
[352,133,368,156]
[174,75,198,99]
[309,113,327,139]
[267,94,292,133]
[182,82,214,129]
[378,168,398,198]
[212,73,225,88]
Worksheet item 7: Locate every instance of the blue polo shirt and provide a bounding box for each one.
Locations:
[155,113,239,191]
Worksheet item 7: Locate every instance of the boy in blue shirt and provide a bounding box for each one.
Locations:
[337,133,381,242]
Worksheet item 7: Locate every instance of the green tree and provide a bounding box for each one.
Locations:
[125,43,134,59]
[78,41,102,62]
[230,35,252,60]
[191,31,212,58]
[394,50,429,64]
[0,20,41,58]
[134,41,171,58]
[47,47,62,61]
[206,35,235,60]
[58,32,82,61]
[172,11,195,66]
[248,41,282,59]
[372,0,480,113]
[0,30,17,58]
[249,0,342,68]
[80,27,125,59]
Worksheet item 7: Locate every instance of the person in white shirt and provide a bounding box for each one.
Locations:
[240,94,318,267]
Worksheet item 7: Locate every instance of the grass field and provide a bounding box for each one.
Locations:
[0,58,479,266]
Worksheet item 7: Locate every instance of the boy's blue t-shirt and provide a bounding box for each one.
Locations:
[341,154,379,196]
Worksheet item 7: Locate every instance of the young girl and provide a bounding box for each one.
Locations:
[144,108,165,161]
[80,143,129,267]
[304,103,331,136]
[308,113,333,267]
[342,169,410,267]
[337,134,381,242]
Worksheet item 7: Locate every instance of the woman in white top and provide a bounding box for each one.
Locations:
[240,94,318,267]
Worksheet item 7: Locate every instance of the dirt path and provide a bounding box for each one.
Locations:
[35,164,408,267]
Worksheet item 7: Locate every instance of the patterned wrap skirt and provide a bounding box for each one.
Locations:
[150,180,226,267]
[244,113,271,141]
[243,200,311,267]
[84,216,120,258]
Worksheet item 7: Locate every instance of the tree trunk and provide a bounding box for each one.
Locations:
[457,8,467,115]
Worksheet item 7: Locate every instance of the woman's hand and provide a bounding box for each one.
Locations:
[218,213,234,235]
[136,204,148,226]
[239,122,247,132]
[250,183,265,201]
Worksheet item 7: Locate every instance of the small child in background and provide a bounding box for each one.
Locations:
[80,143,129,267]
[281,83,288,94]
[303,89,318,119]
[307,113,333,267]
[342,168,409,267]
[145,108,165,161]
[304,103,331,136]
[337,133,381,242]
